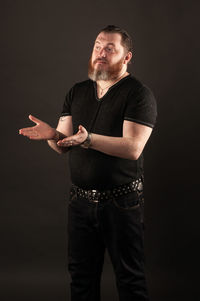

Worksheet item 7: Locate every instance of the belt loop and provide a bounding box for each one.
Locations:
[71,184,77,198]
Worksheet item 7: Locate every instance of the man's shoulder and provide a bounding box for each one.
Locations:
[125,75,145,90]
[126,75,154,97]
[73,79,93,90]
[66,79,93,98]
[119,74,145,97]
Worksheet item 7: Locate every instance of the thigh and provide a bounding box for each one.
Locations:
[101,190,146,274]
[68,191,105,275]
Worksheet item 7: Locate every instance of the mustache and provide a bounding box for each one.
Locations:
[93,58,108,64]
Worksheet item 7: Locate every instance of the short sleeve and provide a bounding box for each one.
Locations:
[124,85,157,128]
[61,86,74,116]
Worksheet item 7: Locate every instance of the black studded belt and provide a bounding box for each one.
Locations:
[71,178,143,203]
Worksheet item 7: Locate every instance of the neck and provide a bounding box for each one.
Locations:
[97,70,129,90]
[96,70,129,98]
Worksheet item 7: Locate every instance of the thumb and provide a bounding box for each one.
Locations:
[29,114,41,125]
[78,125,84,134]
[78,125,87,132]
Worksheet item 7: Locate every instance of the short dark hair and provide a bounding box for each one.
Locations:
[99,25,133,53]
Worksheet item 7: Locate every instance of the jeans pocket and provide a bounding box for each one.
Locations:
[136,189,145,225]
[113,191,140,211]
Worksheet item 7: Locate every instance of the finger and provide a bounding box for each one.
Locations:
[19,127,36,134]
[19,129,39,139]
[57,139,78,147]
[78,125,86,132]
[60,135,76,142]
[28,135,40,140]
[29,114,41,125]
[78,125,88,136]
[57,139,72,146]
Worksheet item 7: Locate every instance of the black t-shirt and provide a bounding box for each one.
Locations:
[61,74,157,190]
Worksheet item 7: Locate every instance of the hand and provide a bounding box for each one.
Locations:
[19,115,56,140]
[57,125,88,147]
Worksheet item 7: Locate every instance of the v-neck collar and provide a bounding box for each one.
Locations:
[93,74,131,101]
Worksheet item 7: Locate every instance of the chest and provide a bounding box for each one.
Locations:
[71,87,128,136]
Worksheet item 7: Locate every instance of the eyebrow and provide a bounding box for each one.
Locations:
[95,40,116,47]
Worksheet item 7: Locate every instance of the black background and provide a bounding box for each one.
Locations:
[1,1,199,300]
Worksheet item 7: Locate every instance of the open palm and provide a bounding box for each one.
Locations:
[19,115,55,140]
[57,125,88,147]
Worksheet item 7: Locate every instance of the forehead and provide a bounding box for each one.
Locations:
[95,32,123,47]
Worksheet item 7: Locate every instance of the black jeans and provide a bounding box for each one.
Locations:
[67,185,149,301]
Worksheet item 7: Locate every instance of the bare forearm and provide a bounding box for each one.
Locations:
[57,122,152,159]
[90,134,142,160]
[47,130,69,154]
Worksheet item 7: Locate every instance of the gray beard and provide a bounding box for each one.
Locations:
[88,69,110,81]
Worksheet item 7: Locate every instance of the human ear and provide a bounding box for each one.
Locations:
[124,52,132,64]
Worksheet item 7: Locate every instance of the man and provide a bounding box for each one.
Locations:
[19,25,157,301]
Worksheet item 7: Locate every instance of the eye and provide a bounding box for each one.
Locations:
[95,45,101,51]
[106,47,114,53]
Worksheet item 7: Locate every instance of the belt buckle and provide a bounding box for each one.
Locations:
[89,189,99,203]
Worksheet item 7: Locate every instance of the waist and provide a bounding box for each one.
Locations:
[69,149,143,190]
[71,178,143,203]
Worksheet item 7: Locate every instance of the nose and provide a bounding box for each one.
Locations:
[98,48,106,58]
